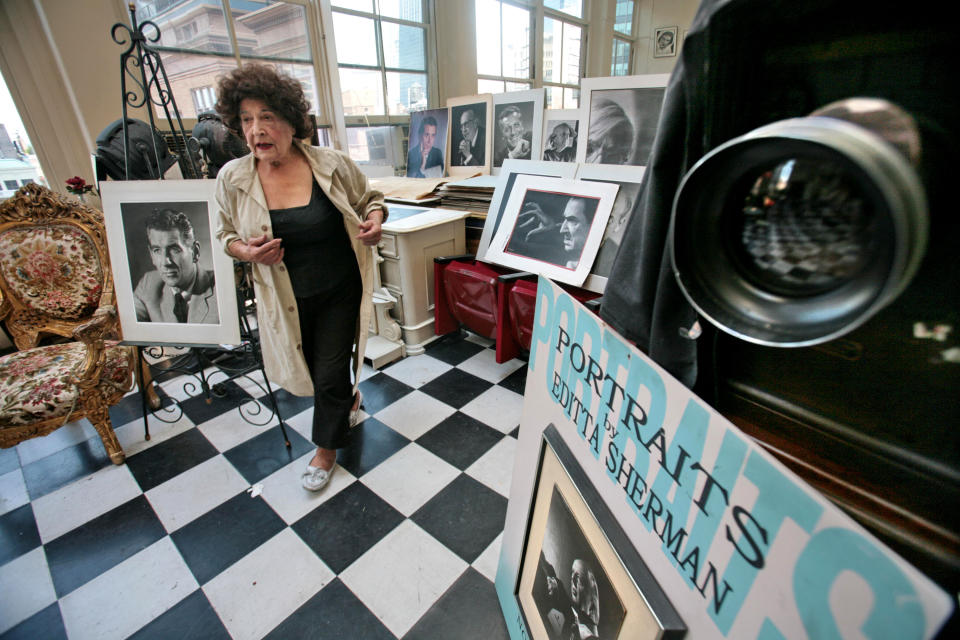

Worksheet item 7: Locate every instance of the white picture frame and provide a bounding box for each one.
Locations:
[100,180,240,346]
[484,175,619,287]
[475,159,578,262]
[446,93,493,177]
[575,164,646,293]
[540,109,580,163]
[654,26,679,58]
[492,88,545,174]
[577,74,670,168]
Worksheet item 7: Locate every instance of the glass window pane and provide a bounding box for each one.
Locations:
[543,17,561,83]
[475,0,502,76]
[561,22,581,85]
[478,78,506,94]
[378,0,422,22]
[240,2,311,61]
[386,71,427,114]
[563,86,579,109]
[611,37,631,76]
[156,52,239,119]
[331,0,373,12]
[544,0,582,19]
[135,0,234,56]
[382,22,425,70]
[346,125,403,167]
[340,68,385,116]
[501,3,531,79]
[333,13,378,65]
[544,85,562,109]
[614,0,634,35]
[505,81,532,91]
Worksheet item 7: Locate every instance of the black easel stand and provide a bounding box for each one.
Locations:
[135,263,290,448]
[109,5,290,448]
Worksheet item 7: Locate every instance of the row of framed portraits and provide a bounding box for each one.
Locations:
[473,159,645,293]
[406,74,669,180]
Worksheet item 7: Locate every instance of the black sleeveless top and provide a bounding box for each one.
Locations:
[269,180,359,298]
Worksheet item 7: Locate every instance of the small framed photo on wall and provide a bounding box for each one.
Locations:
[654,26,679,57]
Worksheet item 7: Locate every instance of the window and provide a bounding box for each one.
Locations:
[475,1,584,108]
[541,4,583,108]
[475,0,533,94]
[3,180,17,190]
[133,0,322,122]
[611,0,637,76]
[329,1,429,119]
[190,86,217,114]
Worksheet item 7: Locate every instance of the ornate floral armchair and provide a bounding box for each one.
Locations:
[0,184,143,464]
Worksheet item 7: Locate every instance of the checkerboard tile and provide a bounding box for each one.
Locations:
[0,331,523,639]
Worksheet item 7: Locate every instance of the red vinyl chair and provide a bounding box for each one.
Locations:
[434,255,601,363]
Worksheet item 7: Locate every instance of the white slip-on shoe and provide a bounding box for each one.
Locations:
[301,464,334,491]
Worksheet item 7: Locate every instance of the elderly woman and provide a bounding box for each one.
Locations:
[214,64,386,491]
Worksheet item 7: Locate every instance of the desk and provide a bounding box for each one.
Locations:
[379,206,468,355]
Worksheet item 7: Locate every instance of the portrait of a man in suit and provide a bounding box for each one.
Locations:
[132,208,219,324]
[452,105,486,166]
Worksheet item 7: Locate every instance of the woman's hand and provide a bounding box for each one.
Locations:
[231,234,284,265]
[356,210,383,246]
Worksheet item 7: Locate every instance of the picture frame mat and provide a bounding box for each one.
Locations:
[485,175,618,287]
[492,88,546,175]
[575,164,647,293]
[446,93,493,178]
[576,74,671,167]
[100,179,240,347]
[476,159,578,262]
[516,424,685,640]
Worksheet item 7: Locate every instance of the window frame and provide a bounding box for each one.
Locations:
[128,0,339,141]
[475,0,536,93]
[324,0,436,126]
[475,0,588,109]
[610,0,639,76]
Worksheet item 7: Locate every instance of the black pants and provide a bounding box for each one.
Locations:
[295,271,362,449]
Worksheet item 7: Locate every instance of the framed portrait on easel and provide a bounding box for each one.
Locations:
[100,180,240,347]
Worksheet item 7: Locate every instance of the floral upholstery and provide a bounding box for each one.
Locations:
[0,224,104,320]
[0,341,133,427]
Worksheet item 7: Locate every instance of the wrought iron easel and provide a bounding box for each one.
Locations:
[111,2,199,180]
[110,4,290,447]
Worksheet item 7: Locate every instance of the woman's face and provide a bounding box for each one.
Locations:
[239,97,296,163]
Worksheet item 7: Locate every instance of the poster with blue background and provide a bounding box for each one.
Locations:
[496,277,952,640]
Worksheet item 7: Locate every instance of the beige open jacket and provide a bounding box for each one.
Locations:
[215,140,387,397]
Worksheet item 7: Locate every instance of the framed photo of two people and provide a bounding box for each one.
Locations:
[100,180,240,347]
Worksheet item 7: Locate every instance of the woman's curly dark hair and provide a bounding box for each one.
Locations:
[215,63,314,140]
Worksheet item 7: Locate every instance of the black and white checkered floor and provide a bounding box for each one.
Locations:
[0,331,522,639]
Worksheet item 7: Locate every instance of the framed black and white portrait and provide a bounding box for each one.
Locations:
[575,164,646,293]
[515,425,686,640]
[407,108,448,178]
[476,159,578,261]
[446,94,493,177]
[654,26,679,58]
[492,89,545,174]
[540,109,580,163]
[577,75,670,168]
[100,180,240,346]
[484,175,618,287]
